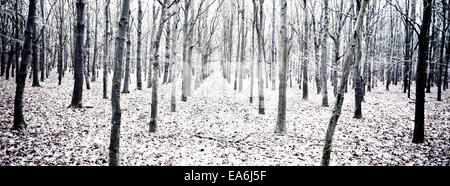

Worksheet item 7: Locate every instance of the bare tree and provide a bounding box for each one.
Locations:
[321,0,369,166]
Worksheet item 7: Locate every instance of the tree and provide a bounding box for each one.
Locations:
[69,0,86,109]
[302,0,309,100]
[253,0,265,115]
[109,0,130,166]
[12,0,37,130]
[320,0,369,166]
[321,0,329,107]
[122,13,132,94]
[149,0,179,133]
[92,0,99,82]
[103,0,110,99]
[171,3,181,112]
[413,0,434,144]
[136,0,143,90]
[437,0,447,101]
[31,14,40,87]
[275,0,288,135]
[353,0,364,119]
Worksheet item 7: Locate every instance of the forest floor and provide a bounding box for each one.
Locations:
[0,68,449,166]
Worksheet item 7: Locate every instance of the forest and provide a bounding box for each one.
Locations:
[0,0,448,166]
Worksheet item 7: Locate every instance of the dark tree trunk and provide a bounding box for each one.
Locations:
[413,0,433,144]
[40,0,45,82]
[13,0,37,130]
[136,0,143,90]
[31,21,40,87]
[437,0,446,101]
[70,0,86,108]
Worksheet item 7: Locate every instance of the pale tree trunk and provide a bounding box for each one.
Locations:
[239,0,246,93]
[235,8,241,91]
[250,7,256,103]
[321,0,329,107]
[271,0,276,91]
[182,0,191,102]
[253,0,265,115]
[149,0,174,133]
[147,3,159,88]
[171,4,181,112]
[103,0,110,99]
[136,0,143,90]
[321,0,369,166]
[122,13,132,94]
[109,0,130,166]
[275,0,288,135]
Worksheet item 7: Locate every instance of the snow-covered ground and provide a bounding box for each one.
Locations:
[0,67,449,166]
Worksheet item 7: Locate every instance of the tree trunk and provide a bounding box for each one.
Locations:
[321,0,329,107]
[103,0,110,99]
[70,0,86,108]
[320,0,369,166]
[136,0,143,90]
[437,0,446,101]
[275,0,288,135]
[122,13,132,94]
[109,0,130,166]
[149,0,172,133]
[302,0,309,100]
[40,0,45,82]
[13,0,37,130]
[413,0,433,144]
[31,19,40,87]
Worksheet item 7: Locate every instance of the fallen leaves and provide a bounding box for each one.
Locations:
[0,68,449,166]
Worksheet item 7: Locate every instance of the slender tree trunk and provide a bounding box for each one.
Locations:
[92,0,98,82]
[353,0,363,119]
[250,8,256,103]
[302,0,309,100]
[149,0,171,133]
[136,0,143,90]
[122,13,132,94]
[320,0,369,166]
[109,0,130,166]
[437,0,446,101]
[413,0,433,144]
[321,0,329,107]
[40,0,45,82]
[103,0,110,99]
[13,0,37,130]
[31,20,40,87]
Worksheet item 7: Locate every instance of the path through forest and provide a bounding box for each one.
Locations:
[0,67,449,165]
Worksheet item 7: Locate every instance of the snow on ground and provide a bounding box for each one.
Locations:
[0,67,449,166]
